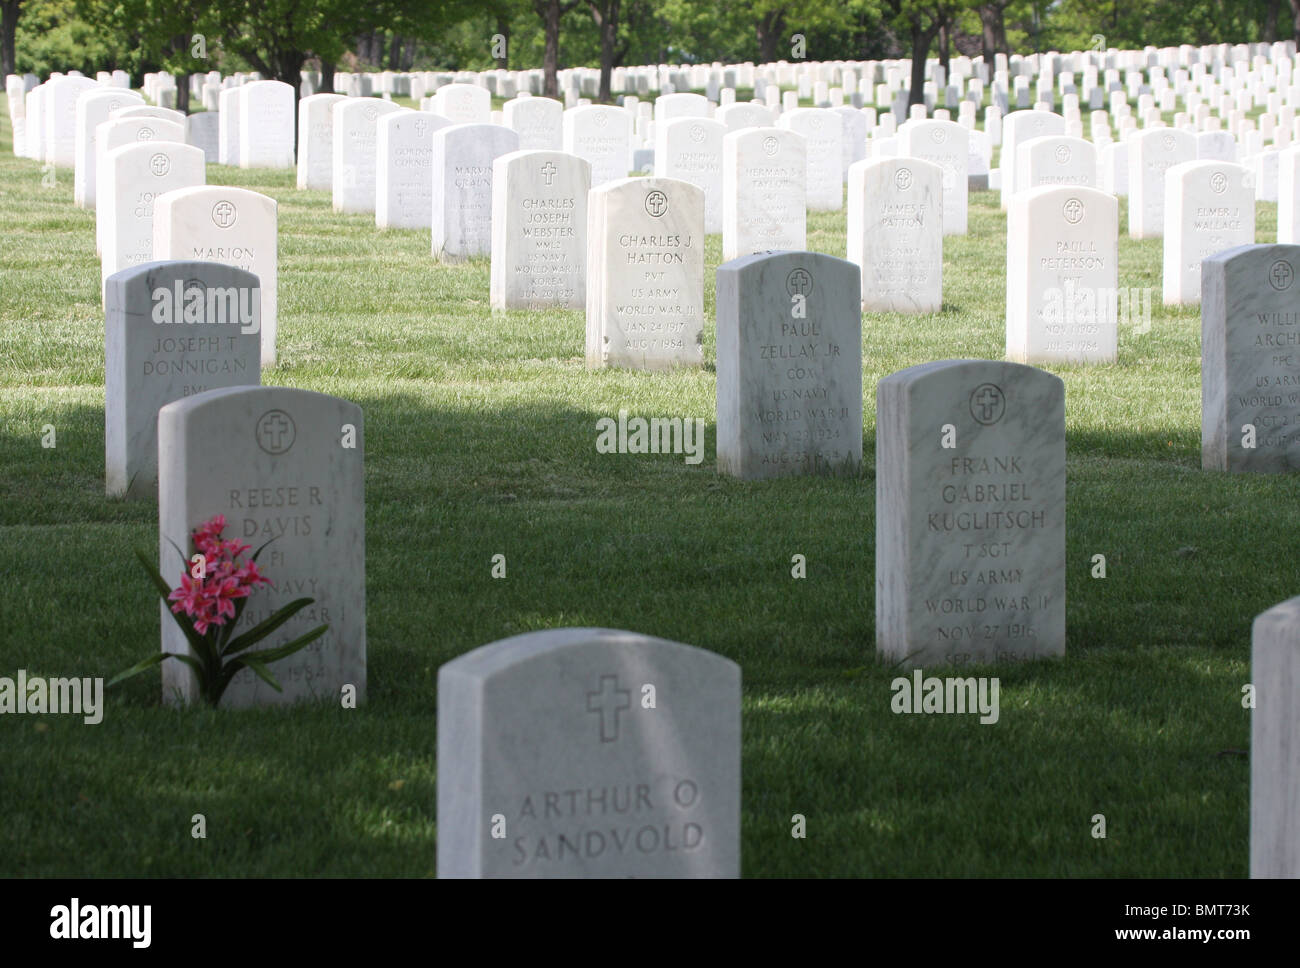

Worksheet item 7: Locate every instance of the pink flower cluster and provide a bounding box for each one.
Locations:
[167,515,270,636]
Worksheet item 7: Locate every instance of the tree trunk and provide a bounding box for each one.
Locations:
[495,17,510,69]
[756,10,786,64]
[1289,0,1300,45]
[403,38,417,70]
[979,5,997,64]
[320,59,335,94]
[541,0,561,97]
[175,72,190,115]
[909,18,938,107]
[590,0,620,102]
[981,2,1009,58]
[1265,0,1280,41]
[388,32,401,71]
[938,18,950,74]
[358,30,379,67]
[1,0,19,79]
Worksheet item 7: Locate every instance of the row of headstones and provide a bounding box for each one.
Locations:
[49,42,1285,109]
[998,111,1300,226]
[106,253,1299,876]
[109,233,1299,681]
[26,69,1293,258]
[90,143,280,364]
[198,44,1300,146]
[79,126,1282,393]
[304,91,980,222]
[298,40,1296,113]
[22,92,1282,406]
[7,75,289,170]
[10,37,1296,150]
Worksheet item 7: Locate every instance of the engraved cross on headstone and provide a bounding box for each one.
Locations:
[541,162,557,185]
[260,413,291,450]
[586,674,630,743]
[975,386,1001,422]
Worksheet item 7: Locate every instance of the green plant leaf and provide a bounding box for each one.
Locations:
[230,656,284,692]
[222,598,317,657]
[166,536,191,570]
[135,547,219,679]
[240,624,328,665]
[216,592,250,654]
[250,535,281,562]
[134,547,174,601]
[107,651,203,689]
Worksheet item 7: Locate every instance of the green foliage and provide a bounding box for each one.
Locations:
[11,0,1291,76]
[15,0,136,76]
[1022,0,1278,53]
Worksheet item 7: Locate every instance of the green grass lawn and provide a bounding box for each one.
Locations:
[0,96,1280,877]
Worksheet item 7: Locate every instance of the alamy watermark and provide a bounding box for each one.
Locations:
[50,898,150,947]
[1042,282,1154,336]
[151,282,260,335]
[595,409,705,464]
[890,669,1000,724]
[0,670,103,724]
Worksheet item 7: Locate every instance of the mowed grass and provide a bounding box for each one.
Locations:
[0,96,1281,878]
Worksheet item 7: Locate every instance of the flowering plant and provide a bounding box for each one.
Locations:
[110,515,328,707]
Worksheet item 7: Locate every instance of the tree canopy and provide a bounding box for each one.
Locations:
[3,0,1293,90]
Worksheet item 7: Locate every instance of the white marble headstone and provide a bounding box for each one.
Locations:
[43,75,98,167]
[1202,243,1300,472]
[715,102,774,132]
[1006,185,1118,363]
[158,385,365,708]
[654,118,724,234]
[503,96,563,151]
[429,83,491,123]
[999,110,1065,208]
[152,185,279,367]
[1128,127,1197,238]
[876,359,1066,667]
[74,88,144,208]
[105,260,261,499]
[100,142,206,295]
[897,118,968,234]
[437,627,740,878]
[332,98,404,214]
[716,251,862,479]
[586,176,704,370]
[777,108,843,211]
[563,105,632,187]
[186,112,220,164]
[376,110,451,230]
[431,122,520,260]
[1162,160,1255,305]
[1250,595,1300,878]
[721,126,806,261]
[654,92,709,123]
[847,156,943,313]
[490,149,590,310]
[296,93,346,190]
[1016,135,1097,191]
[238,79,295,169]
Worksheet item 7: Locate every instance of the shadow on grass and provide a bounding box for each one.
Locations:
[0,390,1267,875]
